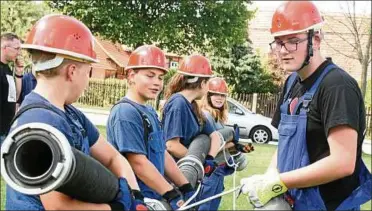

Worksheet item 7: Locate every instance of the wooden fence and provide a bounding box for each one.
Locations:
[76,79,371,137]
[76,78,157,108]
[230,92,281,118]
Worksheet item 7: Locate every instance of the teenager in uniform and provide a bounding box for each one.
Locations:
[6,14,147,211]
[107,45,195,210]
[199,77,253,210]
[240,1,371,210]
[162,54,222,177]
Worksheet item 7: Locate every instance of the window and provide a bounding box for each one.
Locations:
[228,101,237,114]
[170,61,178,68]
[228,101,244,115]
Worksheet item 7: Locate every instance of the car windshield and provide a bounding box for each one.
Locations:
[227,98,254,114]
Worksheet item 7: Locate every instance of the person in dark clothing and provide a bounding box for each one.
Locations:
[240,1,371,210]
[0,32,23,143]
[17,72,37,105]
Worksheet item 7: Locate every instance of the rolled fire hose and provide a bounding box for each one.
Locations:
[176,134,210,189]
[254,196,292,210]
[0,123,177,209]
[176,127,238,189]
[144,198,172,210]
[1,123,119,203]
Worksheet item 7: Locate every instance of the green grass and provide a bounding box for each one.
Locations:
[1,128,371,210]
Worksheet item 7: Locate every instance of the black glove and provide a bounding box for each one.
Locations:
[130,190,148,211]
[178,183,195,202]
[109,177,148,211]
[233,124,240,144]
[162,188,184,210]
[204,155,218,177]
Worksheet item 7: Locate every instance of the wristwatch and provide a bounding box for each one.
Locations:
[15,73,23,78]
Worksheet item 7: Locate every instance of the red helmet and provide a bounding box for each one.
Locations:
[125,45,167,72]
[22,14,97,63]
[208,77,228,95]
[270,1,324,37]
[178,54,213,78]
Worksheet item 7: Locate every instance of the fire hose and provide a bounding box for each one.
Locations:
[1,123,268,210]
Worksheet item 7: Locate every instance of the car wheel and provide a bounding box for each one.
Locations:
[250,126,271,144]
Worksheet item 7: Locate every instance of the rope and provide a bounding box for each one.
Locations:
[177,185,242,210]
[179,136,244,210]
[217,139,242,210]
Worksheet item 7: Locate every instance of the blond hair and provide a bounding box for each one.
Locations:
[200,92,228,124]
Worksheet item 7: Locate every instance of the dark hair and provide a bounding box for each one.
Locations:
[1,32,20,43]
[164,73,209,125]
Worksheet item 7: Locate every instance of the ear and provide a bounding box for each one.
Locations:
[65,63,78,81]
[313,33,322,50]
[126,69,136,84]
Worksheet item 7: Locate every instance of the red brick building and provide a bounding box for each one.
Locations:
[91,37,183,79]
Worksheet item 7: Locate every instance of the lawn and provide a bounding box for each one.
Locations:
[1,126,371,210]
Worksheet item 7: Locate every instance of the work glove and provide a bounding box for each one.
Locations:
[178,183,196,204]
[130,189,149,211]
[239,169,288,208]
[203,155,218,177]
[235,143,255,153]
[162,188,184,210]
[110,177,148,211]
[233,124,240,144]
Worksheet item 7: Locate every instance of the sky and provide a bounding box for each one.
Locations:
[251,1,371,15]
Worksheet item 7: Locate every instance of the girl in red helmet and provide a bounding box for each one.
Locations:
[240,1,371,210]
[198,77,253,210]
[5,14,145,211]
[106,45,194,210]
[162,54,222,176]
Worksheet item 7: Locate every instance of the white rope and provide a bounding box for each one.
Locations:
[180,179,202,208]
[177,185,242,210]
[222,147,240,210]
[177,134,244,211]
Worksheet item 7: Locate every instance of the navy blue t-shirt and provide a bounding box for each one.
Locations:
[5,91,99,210]
[107,97,165,200]
[17,73,37,105]
[162,93,215,148]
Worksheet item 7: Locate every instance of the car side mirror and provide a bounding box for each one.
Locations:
[235,109,244,115]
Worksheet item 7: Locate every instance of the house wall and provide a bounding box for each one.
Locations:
[91,68,106,79]
[248,9,371,82]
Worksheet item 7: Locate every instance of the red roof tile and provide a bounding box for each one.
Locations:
[95,37,130,67]
[92,38,116,71]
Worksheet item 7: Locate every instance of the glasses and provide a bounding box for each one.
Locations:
[269,37,308,52]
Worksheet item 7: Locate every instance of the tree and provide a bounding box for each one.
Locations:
[209,41,278,94]
[1,1,55,69]
[323,1,371,98]
[1,1,54,40]
[48,0,254,55]
[262,52,289,88]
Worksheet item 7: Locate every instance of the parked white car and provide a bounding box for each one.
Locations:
[225,97,279,144]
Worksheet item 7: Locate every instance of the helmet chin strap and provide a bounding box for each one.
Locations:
[296,29,314,73]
